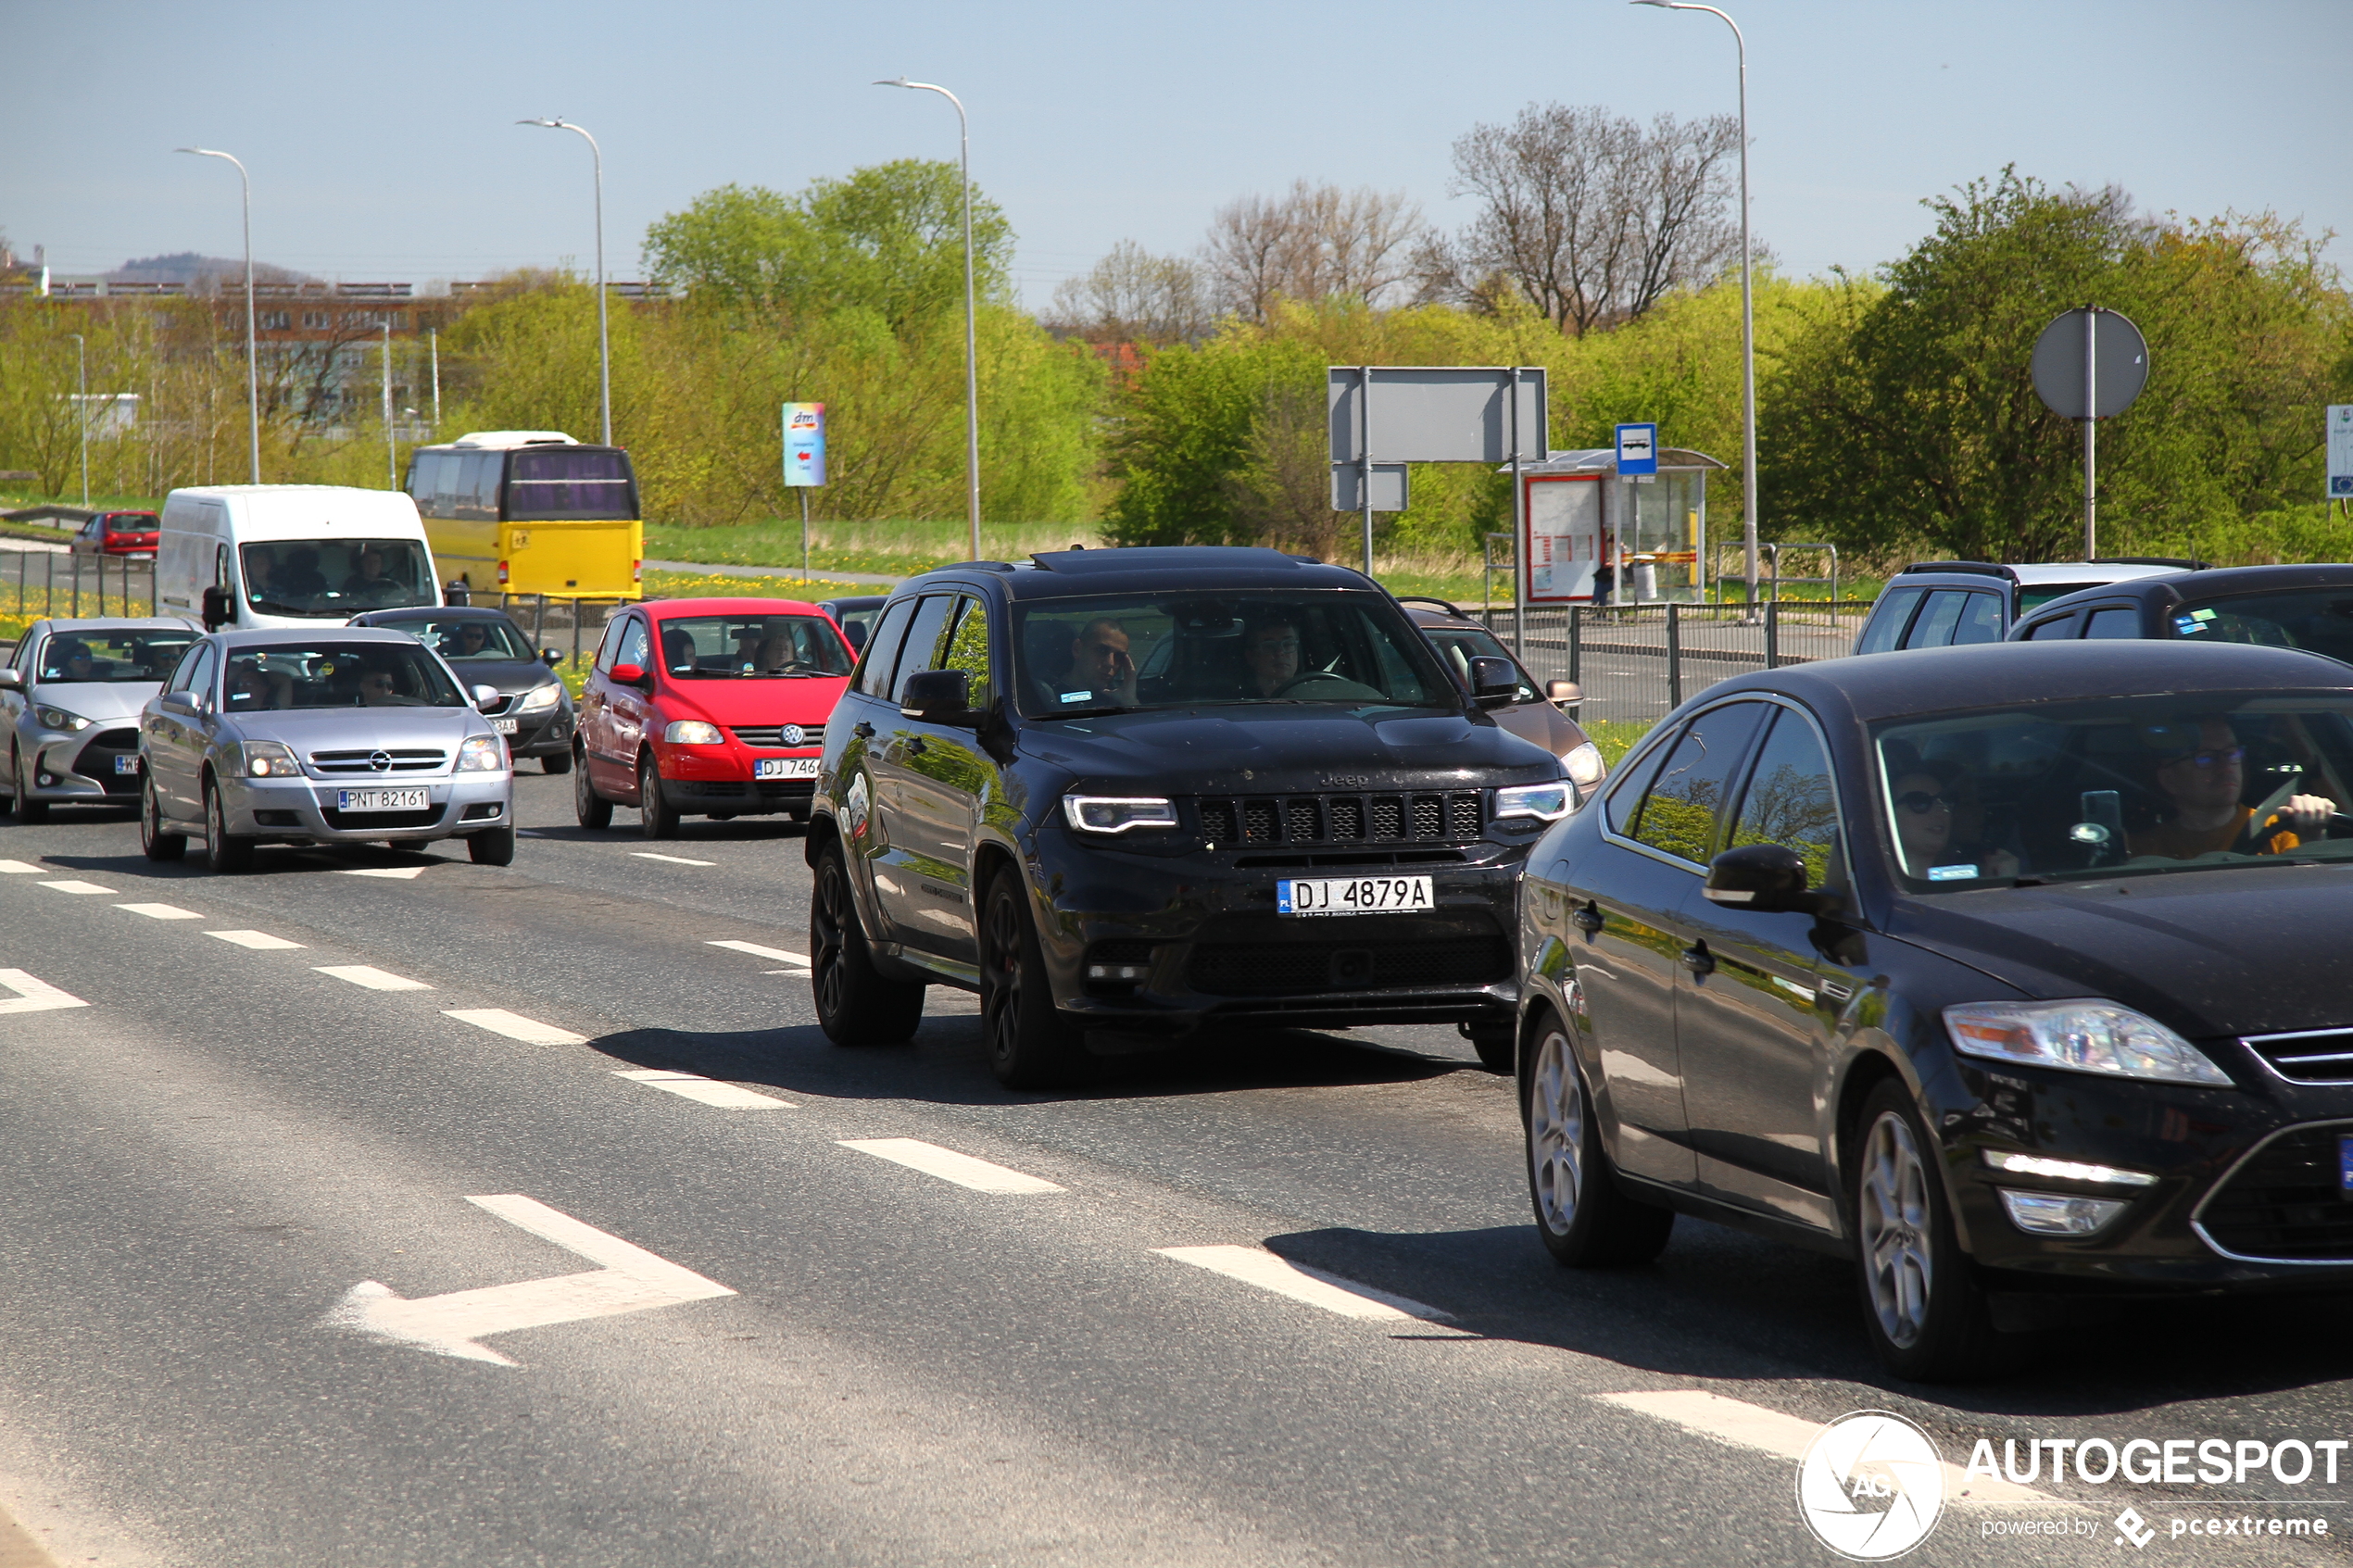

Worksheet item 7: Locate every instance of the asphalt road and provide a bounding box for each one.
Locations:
[2,776,2349,1566]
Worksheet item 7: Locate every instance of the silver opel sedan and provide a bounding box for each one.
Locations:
[138,627,516,872]
[2,618,201,822]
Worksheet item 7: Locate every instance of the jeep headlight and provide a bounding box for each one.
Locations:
[457,735,508,772]
[236,739,302,778]
[1495,781,1572,822]
[515,683,560,714]
[1560,741,1605,790]
[34,705,91,733]
[1944,1000,2233,1087]
[663,720,724,745]
[1062,795,1177,834]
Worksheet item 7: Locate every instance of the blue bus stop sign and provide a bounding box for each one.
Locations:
[1615,422,1657,476]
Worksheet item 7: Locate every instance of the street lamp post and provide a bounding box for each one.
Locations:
[68,332,88,507]
[875,76,981,563]
[518,118,610,447]
[174,146,260,484]
[1631,1,1756,608]
[381,320,396,490]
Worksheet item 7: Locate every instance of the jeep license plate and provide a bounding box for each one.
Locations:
[1277,874,1434,917]
[754,757,821,780]
[337,788,431,813]
[113,755,141,775]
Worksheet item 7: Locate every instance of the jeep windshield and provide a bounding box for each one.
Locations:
[1873,693,2353,890]
[1012,592,1454,718]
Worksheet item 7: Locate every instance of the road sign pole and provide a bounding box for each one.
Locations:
[1510,366,1524,657]
[1359,366,1374,577]
[2083,305,2098,560]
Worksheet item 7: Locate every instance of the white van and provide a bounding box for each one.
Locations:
[157,486,442,632]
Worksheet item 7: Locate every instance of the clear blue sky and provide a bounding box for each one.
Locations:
[6,0,2344,306]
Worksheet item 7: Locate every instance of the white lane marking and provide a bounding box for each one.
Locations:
[0,970,90,1015]
[838,1137,1064,1194]
[615,1069,795,1109]
[1153,1245,1452,1323]
[207,929,306,950]
[337,866,427,880]
[708,938,810,966]
[313,964,433,991]
[323,1193,736,1367]
[38,880,115,895]
[631,852,715,866]
[444,1008,587,1046]
[0,859,44,873]
[115,902,201,921]
[1596,1390,2052,1503]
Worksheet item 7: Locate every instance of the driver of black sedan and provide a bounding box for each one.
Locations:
[2127,715,2336,859]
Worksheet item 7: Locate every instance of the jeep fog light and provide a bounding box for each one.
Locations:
[1999,1190,2128,1236]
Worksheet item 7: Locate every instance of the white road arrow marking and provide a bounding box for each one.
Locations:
[0,970,89,1015]
[325,1194,735,1367]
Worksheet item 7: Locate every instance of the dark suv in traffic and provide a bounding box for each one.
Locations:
[2008,562,2353,656]
[806,546,1576,1085]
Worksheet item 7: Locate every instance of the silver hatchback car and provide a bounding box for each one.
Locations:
[2,618,202,822]
[139,627,516,872]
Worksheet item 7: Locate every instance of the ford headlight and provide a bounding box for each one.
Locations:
[457,735,508,772]
[663,720,724,745]
[1560,741,1605,790]
[237,739,302,778]
[34,705,91,733]
[1495,781,1572,822]
[1943,1000,2233,1087]
[1062,795,1177,834]
[515,683,560,714]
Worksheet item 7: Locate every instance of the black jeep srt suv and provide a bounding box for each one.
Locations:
[804,546,1576,1086]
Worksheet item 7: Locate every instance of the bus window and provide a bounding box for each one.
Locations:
[457,452,500,521]
[505,448,637,521]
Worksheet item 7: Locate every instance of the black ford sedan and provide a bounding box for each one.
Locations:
[1516,639,2353,1379]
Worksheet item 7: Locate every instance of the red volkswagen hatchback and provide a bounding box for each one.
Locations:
[573,596,855,837]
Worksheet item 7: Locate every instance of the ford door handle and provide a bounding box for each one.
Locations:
[1679,943,1715,977]
[1571,903,1604,935]
[852,721,876,739]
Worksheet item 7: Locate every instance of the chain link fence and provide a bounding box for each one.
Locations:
[1476,601,1876,731]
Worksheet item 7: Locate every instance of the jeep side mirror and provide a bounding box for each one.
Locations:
[1468,656,1517,708]
[1547,679,1583,708]
[900,668,976,723]
[201,585,234,632]
[1705,843,1836,916]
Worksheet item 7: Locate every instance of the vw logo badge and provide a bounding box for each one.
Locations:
[368,749,393,772]
[780,724,805,747]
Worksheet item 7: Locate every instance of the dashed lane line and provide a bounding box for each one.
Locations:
[1153,1245,1453,1323]
[0,970,89,1015]
[707,939,811,966]
[115,902,201,921]
[615,1070,795,1109]
[313,964,433,992]
[631,852,716,867]
[336,866,427,880]
[839,1137,1065,1194]
[207,929,306,950]
[0,859,44,873]
[444,1008,587,1046]
[1595,1390,2053,1504]
[37,880,115,896]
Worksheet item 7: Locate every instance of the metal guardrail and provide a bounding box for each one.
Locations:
[1476,600,1877,729]
[3,548,157,621]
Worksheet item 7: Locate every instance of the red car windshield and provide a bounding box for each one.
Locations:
[655,615,854,678]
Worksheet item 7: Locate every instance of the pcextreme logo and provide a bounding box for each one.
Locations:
[1796,1411,1946,1560]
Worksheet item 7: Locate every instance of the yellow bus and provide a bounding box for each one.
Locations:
[402,431,643,599]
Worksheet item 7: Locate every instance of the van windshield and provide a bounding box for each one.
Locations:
[242,539,434,617]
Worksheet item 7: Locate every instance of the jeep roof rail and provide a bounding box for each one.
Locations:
[1395,595,1466,617]
[1898,561,2017,581]
[2090,556,2209,571]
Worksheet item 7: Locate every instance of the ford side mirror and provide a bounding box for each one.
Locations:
[1468,656,1516,708]
[609,662,649,689]
[201,585,234,632]
[1705,843,1837,916]
[900,668,976,723]
[1547,679,1583,708]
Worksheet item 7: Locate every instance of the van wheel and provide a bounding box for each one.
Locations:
[202,778,254,873]
[469,825,516,866]
[141,777,186,861]
[810,839,923,1045]
[13,746,47,824]
[573,746,611,829]
[540,750,573,775]
[979,870,1090,1089]
[638,753,679,839]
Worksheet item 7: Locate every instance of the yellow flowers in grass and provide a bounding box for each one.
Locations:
[643,570,865,601]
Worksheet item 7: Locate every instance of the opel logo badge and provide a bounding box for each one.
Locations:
[780,724,805,747]
[368,749,392,772]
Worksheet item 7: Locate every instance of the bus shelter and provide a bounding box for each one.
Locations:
[1508,446,1725,605]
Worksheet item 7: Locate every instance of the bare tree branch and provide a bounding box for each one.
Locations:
[1201,181,1426,321]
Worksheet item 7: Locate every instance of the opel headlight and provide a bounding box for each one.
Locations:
[237,740,302,778]
[1495,781,1572,822]
[1062,795,1177,834]
[663,720,724,745]
[1560,741,1605,790]
[515,683,560,714]
[457,735,508,772]
[34,706,91,733]
[1944,1000,2233,1087]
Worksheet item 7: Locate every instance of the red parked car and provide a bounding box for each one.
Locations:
[573,597,855,837]
[70,511,161,558]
